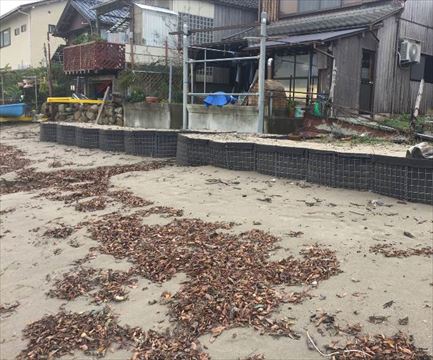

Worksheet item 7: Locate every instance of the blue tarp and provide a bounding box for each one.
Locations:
[204,92,237,107]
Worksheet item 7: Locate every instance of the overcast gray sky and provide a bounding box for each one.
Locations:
[0,0,41,16]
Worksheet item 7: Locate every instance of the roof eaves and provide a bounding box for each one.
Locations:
[0,0,63,22]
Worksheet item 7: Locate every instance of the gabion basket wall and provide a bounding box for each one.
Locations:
[39,123,433,205]
[307,150,337,187]
[154,131,178,158]
[124,130,155,156]
[275,146,307,180]
[99,129,125,152]
[406,159,433,205]
[209,141,226,168]
[39,122,57,142]
[75,127,99,149]
[372,156,407,200]
[176,135,190,166]
[335,153,371,190]
[56,124,76,146]
[226,143,255,171]
[255,144,276,176]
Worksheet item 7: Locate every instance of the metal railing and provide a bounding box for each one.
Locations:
[182,12,268,133]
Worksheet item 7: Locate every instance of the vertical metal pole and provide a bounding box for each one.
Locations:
[1,73,4,104]
[190,62,194,104]
[168,62,173,103]
[329,59,337,118]
[257,11,267,133]
[182,22,189,130]
[35,76,38,111]
[204,49,207,94]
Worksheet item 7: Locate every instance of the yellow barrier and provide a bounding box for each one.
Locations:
[47,97,104,105]
[0,115,33,123]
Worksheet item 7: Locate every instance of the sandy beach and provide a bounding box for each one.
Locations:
[1,124,432,359]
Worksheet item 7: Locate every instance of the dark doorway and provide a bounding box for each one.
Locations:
[359,49,375,113]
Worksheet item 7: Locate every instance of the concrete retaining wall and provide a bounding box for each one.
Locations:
[187,105,259,132]
[123,103,182,129]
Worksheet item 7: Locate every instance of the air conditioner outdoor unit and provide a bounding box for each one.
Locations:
[400,39,421,64]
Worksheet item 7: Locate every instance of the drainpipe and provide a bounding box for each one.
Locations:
[18,10,31,68]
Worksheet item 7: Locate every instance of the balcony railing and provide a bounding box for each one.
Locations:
[63,41,125,75]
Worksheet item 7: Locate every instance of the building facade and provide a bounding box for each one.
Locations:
[0,0,67,69]
[203,0,432,116]
[53,0,258,98]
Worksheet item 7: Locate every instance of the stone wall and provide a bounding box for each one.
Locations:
[53,103,124,126]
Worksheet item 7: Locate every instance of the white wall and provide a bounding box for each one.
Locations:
[0,0,66,69]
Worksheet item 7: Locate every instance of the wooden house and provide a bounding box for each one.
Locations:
[200,0,432,116]
[53,0,258,98]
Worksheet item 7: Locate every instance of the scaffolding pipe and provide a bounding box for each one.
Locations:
[188,92,259,96]
[182,22,189,130]
[188,56,259,64]
[257,11,267,133]
[204,49,207,94]
[190,62,194,104]
[168,63,173,103]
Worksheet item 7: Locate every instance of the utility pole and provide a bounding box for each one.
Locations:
[257,11,267,133]
[182,22,189,130]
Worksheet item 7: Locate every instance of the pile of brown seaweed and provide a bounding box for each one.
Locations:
[83,214,341,338]
[17,307,209,359]
[370,244,433,258]
[0,144,30,176]
[326,332,431,359]
[43,224,75,239]
[48,268,137,303]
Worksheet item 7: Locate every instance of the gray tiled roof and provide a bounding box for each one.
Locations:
[72,0,129,25]
[228,1,402,41]
[212,0,259,9]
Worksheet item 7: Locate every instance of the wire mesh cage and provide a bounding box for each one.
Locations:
[56,124,76,146]
[372,156,407,200]
[307,150,337,187]
[406,160,433,205]
[40,122,58,142]
[75,127,99,149]
[99,129,125,152]
[334,153,372,190]
[275,147,307,180]
[226,143,255,171]
[124,130,156,156]
[255,144,276,176]
[154,131,179,158]
[209,141,226,168]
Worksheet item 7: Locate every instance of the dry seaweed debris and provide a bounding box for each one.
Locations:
[325,332,432,359]
[134,206,184,218]
[0,160,169,196]
[85,214,341,338]
[17,308,209,359]
[0,144,30,176]
[370,244,433,258]
[43,224,76,239]
[75,196,108,212]
[48,267,137,304]
[0,302,20,317]
[108,190,154,208]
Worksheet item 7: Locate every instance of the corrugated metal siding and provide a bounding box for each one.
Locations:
[213,4,257,42]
